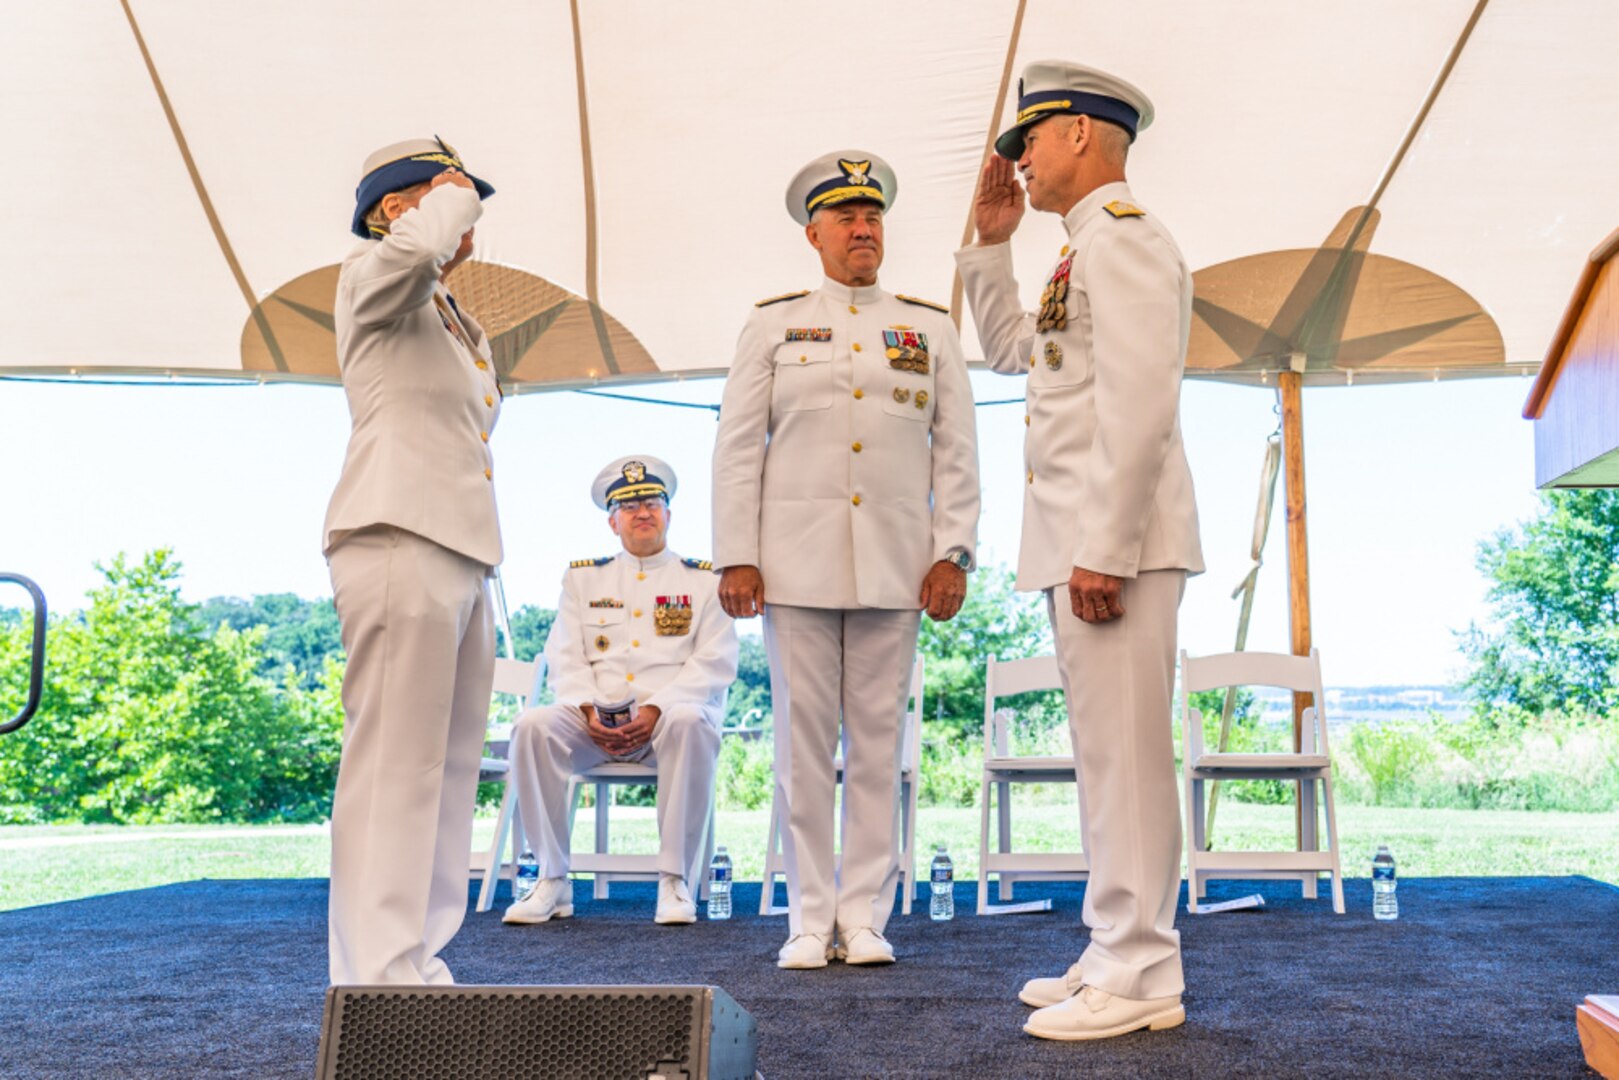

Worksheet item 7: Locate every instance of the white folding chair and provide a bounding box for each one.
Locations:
[759,656,925,916]
[1181,648,1345,913]
[977,653,1089,915]
[471,655,543,913]
[564,756,718,901]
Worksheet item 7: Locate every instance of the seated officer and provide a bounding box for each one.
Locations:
[503,455,739,927]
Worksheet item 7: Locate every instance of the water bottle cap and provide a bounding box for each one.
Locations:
[716,846,728,854]
[935,843,946,852]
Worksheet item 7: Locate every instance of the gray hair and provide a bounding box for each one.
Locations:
[361,180,432,236]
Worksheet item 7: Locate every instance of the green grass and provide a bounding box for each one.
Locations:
[3,802,1614,912]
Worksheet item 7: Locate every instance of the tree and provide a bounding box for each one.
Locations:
[917,564,1053,732]
[1462,489,1619,719]
[197,593,342,689]
[0,551,344,824]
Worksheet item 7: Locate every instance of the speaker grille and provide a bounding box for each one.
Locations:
[329,989,697,1079]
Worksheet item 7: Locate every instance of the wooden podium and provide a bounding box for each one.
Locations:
[1579,995,1619,1079]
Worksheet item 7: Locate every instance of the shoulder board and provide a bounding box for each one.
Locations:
[755,290,810,308]
[1103,200,1146,219]
[896,294,951,313]
[569,556,614,569]
[681,557,715,572]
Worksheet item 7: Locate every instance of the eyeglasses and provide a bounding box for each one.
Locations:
[612,496,667,515]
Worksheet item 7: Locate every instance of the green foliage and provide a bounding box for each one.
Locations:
[724,635,771,729]
[1343,720,1434,807]
[499,604,556,665]
[0,551,344,825]
[1183,686,1291,805]
[715,734,775,810]
[1463,489,1619,720]
[918,722,981,808]
[918,565,1052,732]
[197,593,342,689]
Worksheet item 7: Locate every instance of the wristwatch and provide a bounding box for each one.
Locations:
[946,549,972,571]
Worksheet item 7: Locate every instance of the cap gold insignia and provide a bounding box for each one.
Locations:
[623,461,647,484]
[839,159,871,185]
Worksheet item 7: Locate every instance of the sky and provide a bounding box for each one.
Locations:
[0,366,1540,688]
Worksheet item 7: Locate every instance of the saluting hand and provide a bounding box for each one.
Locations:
[919,561,967,622]
[973,156,1026,246]
[718,566,765,619]
[430,168,476,192]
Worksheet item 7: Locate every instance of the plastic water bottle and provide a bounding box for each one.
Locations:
[707,847,733,920]
[515,847,538,901]
[929,844,954,921]
[1372,844,1398,920]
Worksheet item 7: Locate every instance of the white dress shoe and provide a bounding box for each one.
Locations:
[776,933,833,970]
[1023,985,1185,1041]
[654,874,697,925]
[502,877,574,925]
[1019,960,1084,1007]
[837,927,896,966]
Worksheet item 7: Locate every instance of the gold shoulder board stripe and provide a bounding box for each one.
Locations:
[756,290,810,307]
[1103,200,1146,219]
[569,556,613,568]
[896,294,950,313]
[682,557,714,571]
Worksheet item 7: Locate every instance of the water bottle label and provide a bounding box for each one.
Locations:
[712,867,731,882]
[931,867,951,884]
[1372,866,1395,882]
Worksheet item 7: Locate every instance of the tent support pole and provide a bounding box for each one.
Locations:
[1279,367,1314,850]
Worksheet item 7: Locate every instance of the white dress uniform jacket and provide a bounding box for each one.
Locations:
[545,548,738,717]
[711,278,980,606]
[323,183,504,568]
[954,181,1202,589]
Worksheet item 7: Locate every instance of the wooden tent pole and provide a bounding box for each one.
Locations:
[1278,369,1313,847]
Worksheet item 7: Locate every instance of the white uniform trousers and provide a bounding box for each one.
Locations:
[327,526,495,986]
[509,702,722,886]
[1047,569,1187,1000]
[763,605,920,939]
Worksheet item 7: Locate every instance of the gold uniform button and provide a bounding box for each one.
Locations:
[853,388,864,400]
[633,609,643,617]
[480,431,489,442]
[625,673,635,683]
[848,304,858,314]
[475,360,488,370]
[852,494,862,506]
[632,640,640,648]
[484,468,492,480]
[799,355,808,363]
[1024,415,1031,427]
[1027,470,1034,484]
[852,342,863,352]
[852,441,863,452]
[1061,244,1070,256]
[637,572,646,581]
[484,394,494,407]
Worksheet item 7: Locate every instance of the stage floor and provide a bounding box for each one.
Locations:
[1,875,1613,1078]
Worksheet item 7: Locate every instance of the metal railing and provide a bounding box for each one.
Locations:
[1,573,46,736]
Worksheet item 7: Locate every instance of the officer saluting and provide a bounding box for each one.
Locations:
[503,456,737,928]
[713,152,980,969]
[955,62,1204,1040]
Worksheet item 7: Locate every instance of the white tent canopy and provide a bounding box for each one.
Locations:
[7,0,1617,391]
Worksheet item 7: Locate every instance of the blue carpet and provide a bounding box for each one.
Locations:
[0,876,1613,1078]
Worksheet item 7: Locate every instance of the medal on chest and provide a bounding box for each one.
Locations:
[654,595,693,636]
[882,329,930,374]
[1037,254,1073,334]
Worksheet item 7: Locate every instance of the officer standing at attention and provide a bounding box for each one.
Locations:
[713,152,981,969]
[955,62,1204,1040]
[323,138,503,986]
[502,455,738,928]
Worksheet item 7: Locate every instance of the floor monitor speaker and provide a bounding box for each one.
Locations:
[315,983,758,1080]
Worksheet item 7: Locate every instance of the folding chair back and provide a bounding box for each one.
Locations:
[976,653,1088,915]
